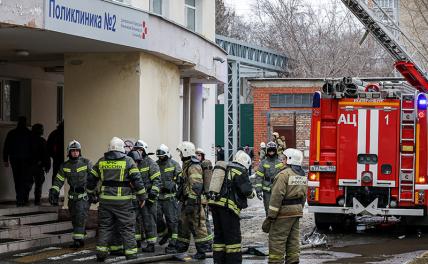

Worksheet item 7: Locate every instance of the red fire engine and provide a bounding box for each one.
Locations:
[308,0,428,228]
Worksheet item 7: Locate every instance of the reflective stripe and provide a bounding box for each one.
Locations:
[161,193,176,199]
[230,168,242,175]
[275,163,284,169]
[151,186,160,192]
[51,186,60,192]
[188,194,197,199]
[195,234,213,243]
[269,254,283,260]
[225,244,241,253]
[100,194,133,200]
[263,164,270,168]
[269,205,279,212]
[69,193,87,200]
[254,184,262,187]
[171,233,178,239]
[72,233,85,239]
[256,171,264,177]
[192,174,203,179]
[130,168,139,174]
[262,186,271,191]
[140,167,150,172]
[177,237,190,243]
[164,167,175,172]
[150,172,160,180]
[56,174,65,182]
[125,248,138,255]
[76,166,87,173]
[63,168,71,172]
[209,198,241,215]
[91,169,99,177]
[137,188,146,195]
[146,237,157,242]
[135,234,142,240]
[97,246,109,252]
[109,245,123,251]
[213,244,226,252]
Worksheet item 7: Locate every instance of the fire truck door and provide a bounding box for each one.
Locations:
[337,106,398,187]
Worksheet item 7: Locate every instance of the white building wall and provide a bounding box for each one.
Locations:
[200,84,216,163]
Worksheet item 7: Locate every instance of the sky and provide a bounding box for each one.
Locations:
[224,0,335,17]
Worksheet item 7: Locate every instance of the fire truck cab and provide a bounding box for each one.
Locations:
[308,78,428,228]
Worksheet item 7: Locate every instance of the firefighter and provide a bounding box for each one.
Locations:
[262,148,307,264]
[255,141,285,216]
[195,148,213,240]
[272,132,286,154]
[156,144,180,253]
[133,140,161,252]
[209,150,254,264]
[48,140,93,248]
[175,141,212,259]
[259,142,267,161]
[87,137,147,262]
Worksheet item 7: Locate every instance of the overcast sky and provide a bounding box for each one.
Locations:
[224,0,335,17]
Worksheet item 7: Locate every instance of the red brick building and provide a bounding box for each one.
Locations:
[250,78,323,167]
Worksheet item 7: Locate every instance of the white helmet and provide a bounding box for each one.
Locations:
[195,148,205,155]
[273,132,279,138]
[283,148,303,166]
[134,139,149,154]
[108,137,125,153]
[233,150,252,169]
[156,144,170,157]
[260,142,266,148]
[177,141,196,158]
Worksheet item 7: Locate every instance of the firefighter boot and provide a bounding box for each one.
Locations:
[165,241,177,254]
[126,254,138,260]
[158,234,168,245]
[193,252,206,260]
[141,243,155,253]
[70,239,84,249]
[96,254,106,262]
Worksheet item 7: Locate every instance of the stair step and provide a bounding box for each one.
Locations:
[0,221,72,239]
[0,206,57,217]
[0,213,58,227]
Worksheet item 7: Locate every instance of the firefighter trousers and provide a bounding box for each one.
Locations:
[96,201,138,258]
[157,198,178,245]
[141,200,158,244]
[268,217,300,264]
[176,203,212,253]
[133,200,143,242]
[263,191,272,216]
[211,206,242,264]
[68,197,89,241]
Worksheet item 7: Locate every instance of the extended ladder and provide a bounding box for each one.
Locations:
[340,0,428,92]
[398,94,416,202]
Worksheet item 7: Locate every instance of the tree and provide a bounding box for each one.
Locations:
[215,0,252,41]
[251,0,394,77]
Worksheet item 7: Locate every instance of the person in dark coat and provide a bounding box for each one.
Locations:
[30,124,51,205]
[3,116,32,206]
[47,121,64,184]
[216,146,224,162]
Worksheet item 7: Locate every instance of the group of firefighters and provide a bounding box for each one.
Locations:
[48,133,307,264]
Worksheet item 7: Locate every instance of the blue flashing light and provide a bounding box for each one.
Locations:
[418,94,427,110]
[313,92,321,108]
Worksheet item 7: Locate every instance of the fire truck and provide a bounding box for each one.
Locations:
[308,0,428,228]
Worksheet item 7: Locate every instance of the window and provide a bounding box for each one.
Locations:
[0,79,31,122]
[270,94,313,108]
[185,0,196,31]
[150,0,162,15]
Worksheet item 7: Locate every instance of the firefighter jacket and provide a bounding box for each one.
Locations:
[267,166,307,219]
[255,156,285,193]
[157,158,181,200]
[275,138,286,154]
[177,157,203,204]
[51,157,92,200]
[208,162,254,216]
[87,151,146,202]
[201,159,213,194]
[139,155,161,201]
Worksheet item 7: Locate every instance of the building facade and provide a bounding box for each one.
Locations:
[0,0,226,202]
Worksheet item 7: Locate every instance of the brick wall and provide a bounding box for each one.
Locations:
[253,85,319,167]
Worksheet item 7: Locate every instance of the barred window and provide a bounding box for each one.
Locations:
[270,94,313,108]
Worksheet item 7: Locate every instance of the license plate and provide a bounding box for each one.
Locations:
[310,165,336,172]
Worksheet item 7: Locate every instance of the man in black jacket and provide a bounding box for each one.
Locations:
[3,116,32,206]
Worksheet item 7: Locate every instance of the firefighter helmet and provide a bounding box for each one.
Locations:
[156,144,170,157]
[134,140,149,154]
[196,148,205,155]
[272,132,279,138]
[108,137,125,153]
[266,141,277,152]
[177,141,196,158]
[233,150,252,169]
[260,142,266,148]
[283,148,303,166]
[67,140,81,156]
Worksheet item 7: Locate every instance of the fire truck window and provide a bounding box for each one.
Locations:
[357,154,378,164]
[381,164,392,175]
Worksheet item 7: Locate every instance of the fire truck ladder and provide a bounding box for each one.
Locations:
[399,94,416,202]
[340,0,428,93]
